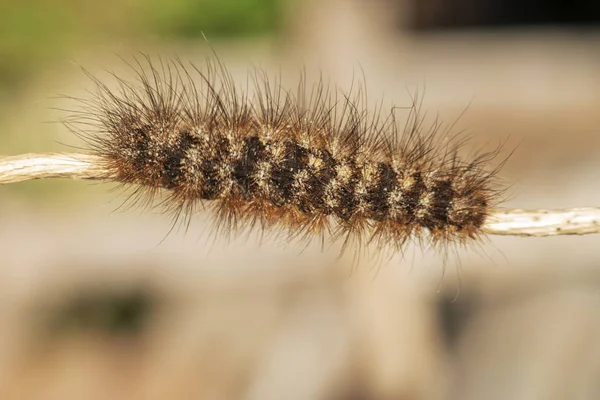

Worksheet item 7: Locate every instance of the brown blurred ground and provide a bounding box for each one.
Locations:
[1,0,600,399]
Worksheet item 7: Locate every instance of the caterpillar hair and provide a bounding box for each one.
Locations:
[1,55,599,258]
[74,55,504,255]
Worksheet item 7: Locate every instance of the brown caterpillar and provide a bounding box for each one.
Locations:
[66,55,505,257]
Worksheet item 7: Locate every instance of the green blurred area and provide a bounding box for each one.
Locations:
[148,0,280,38]
[0,0,279,92]
[0,0,280,202]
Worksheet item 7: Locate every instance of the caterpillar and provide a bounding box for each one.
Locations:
[64,55,505,257]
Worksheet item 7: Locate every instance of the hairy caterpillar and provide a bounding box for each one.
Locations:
[64,55,505,257]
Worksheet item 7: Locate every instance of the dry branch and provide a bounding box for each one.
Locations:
[1,153,599,237]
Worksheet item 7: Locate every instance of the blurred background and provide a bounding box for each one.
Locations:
[1,0,600,399]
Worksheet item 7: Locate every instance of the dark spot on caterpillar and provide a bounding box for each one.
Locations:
[270,141,310,207]
[301,148,337,214]
[368,163,396,221]
[426,178,454,230]
[233,135,266,198]
[448,192,489,232]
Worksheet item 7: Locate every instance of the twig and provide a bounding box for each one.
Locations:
[0,153,106,184]
[482,208,600,237]
[1,153,598,237]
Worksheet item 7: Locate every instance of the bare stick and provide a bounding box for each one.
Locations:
[0,153,107,184]
[483,208,600,237]
[1,153,598,237]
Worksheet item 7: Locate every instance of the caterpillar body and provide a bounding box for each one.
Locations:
[68,56,504,256]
